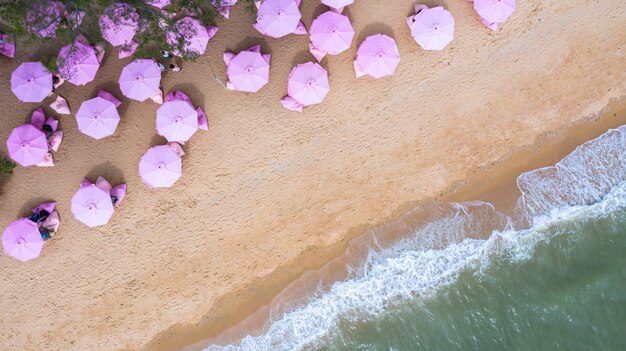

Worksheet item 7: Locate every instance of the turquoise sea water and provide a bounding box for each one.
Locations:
[206,126,626,351]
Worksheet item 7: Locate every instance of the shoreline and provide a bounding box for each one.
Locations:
[149,98,626,350]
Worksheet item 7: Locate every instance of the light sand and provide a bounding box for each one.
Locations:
[0,1,625,350]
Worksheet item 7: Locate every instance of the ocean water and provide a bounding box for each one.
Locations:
[205,126,626,351]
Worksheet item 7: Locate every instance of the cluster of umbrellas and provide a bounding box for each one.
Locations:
[1,0,519,262]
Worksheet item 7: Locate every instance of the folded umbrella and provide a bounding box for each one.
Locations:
[57,41,101,86]
[309,11,355,61]
[11,62,52,103]
[50,95,71,115]
[474,0,516,26]
[2,219,44,262]
[287,62,330,107]
[119,59,162,102]
[408,6,454,51]
[354,34,400,79]
[139,145,183,188]
[6,124,49,167]
[254,0,305,38]
[75,97,120,140]
[99,3,139,47]
[224,46,271,93]
[156,100,199,143]
[71,184,115,227]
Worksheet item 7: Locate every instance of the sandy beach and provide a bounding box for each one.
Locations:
[1,0,625,350]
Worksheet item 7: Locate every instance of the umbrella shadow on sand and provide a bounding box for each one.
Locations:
[356,22,397,44]
[149,134,169,148]
[84,161,125,187]
[17,196,54,218]
[290,49,317,67]
[89,81,130,116]
[228,36,271,55]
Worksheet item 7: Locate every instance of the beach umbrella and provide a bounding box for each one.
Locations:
[145,0,171,9]
[139,145,182,188]
[2,219,44,262]
[408,6,454,51]
[212,0,238,18]
[166,17,218,57]
[254,0,303,38]
[99,3,139,47]
[321,0,354,12]
[309,11,355,58]
[225,47,270,93]
[25,1,64,38]
[474,0,516,25]
[10,62,52,103]
[118,59,162,102]
[354,34,401,79]
[156,100,199,143]
[287,62,330,106]
[6,124,48,167]
[57,41,101,86]
[75,97,120,140]
[71,184,115,227]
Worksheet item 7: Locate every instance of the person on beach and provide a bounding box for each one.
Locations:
[169,63,181,72]
[160,50,173,59]
[158,62,166,72]
[28,209,50,225]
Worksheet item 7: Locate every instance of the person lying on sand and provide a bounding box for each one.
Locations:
[28,209,49,225]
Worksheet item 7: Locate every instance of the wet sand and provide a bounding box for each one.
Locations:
[0,1,625,351]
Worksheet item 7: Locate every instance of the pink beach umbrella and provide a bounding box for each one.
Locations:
[254,0,305,38]
[145,0,171,9]
[309,11,355,61]
[25,1,65,38]
[2,219,44,262]
[288,62,330,106]
[354,34,400,79]
[224,46,270,93]
[99,3,139,47]
[119,59,162,102]
[322,0,354,13]
[11,62,52,103]
[75,97,120,140]
[139,145,182,188]
[156,100,199,143]
[57,41,101,86]
[474,0,516,25]
[166,17,218,57]
[6,124,49,167]
[408,6,454,51]
[71,185,115,227]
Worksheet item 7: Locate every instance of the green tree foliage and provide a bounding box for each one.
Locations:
[0,157,16,175]
[0,0,255,61]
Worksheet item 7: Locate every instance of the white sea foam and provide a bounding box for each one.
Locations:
[205,126,626,351]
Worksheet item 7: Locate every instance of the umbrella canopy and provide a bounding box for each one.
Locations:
[322,0,354,9]
[226,50,270,93]
[11,62,52,103]
[474,0,516,25]
[6,124,49,167]
[57,41,101,86]
[287,62,330,106]
[99,3,139,47]
[166,17,216,57]
[156,100,199,142]
[310,11,354,55]
[408,6,454,51]
[119,59,162,102]
[255,0,302,38]
[2,219,44,262]
[75,97,120,140]
[0,34,15,58]
[145,0,171,9]
[71,185,115,227]
[139,145,182,188]
[25,1,64,38]
[354,34,400,79]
